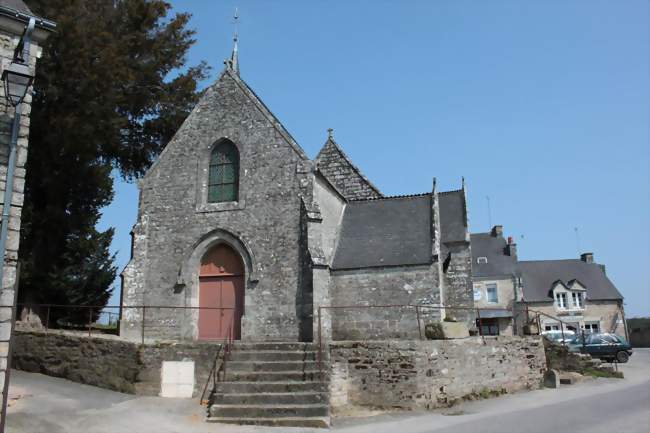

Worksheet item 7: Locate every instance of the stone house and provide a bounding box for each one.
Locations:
[518,253,627,337]
[470,225,519,335]
[0,0,54,422]
[470,224,627,338]
[119,51,474,343]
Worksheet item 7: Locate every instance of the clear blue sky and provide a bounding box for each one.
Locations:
[99,1,649,317]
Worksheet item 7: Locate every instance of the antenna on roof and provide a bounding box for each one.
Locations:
[486,195,492,230]
[574,227,581,254]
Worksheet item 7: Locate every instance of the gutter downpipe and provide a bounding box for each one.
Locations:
[0,17,35,433]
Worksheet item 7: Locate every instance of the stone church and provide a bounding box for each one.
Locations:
[120,50,473,343]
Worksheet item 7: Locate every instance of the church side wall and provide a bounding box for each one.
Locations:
[122,72,309,341]
[328,264,440,340]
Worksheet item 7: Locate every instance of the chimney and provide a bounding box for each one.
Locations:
[506,236,517,260]
[491,225,503,237]
[580,252,594,263]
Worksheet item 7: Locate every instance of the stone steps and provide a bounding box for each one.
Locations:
[225,370,324,382]
[230,342,319,351]
[210,403,329,418]
[214,381,327,394]
[227,360,320,372]
[218,391,328,405]
[207,342,330,427]
[206,417,330,428]
[229,350,320,361]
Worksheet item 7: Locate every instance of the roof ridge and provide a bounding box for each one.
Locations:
[226,68,310,161]
[439,188,463,195]
[520,259,584,263]
[349,192,430,202]
[316,137,383,196]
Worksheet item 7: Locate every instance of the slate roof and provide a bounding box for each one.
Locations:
[315,137,383,200]
[518,260,623,302]
[331,195,432,269]
[0,0,32,14]
[438,190,468,243]
[470,232,517,278]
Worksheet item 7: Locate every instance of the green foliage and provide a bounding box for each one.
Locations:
[582,368,624,379]
[20,0,209,322]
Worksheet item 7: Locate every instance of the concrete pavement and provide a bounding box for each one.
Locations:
[6,348,650,433]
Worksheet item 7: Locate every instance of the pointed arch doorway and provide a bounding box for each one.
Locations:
[198,243,244,340]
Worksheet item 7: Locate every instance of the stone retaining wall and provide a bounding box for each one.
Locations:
[12,330,222,396]
[329,336,546,411]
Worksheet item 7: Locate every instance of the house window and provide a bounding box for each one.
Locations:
[555,292,567,309]
[486,284,498,303]
[571,292,584,309]
[477,257,488,264]
[208,140,239,203]
[584,322,599,333]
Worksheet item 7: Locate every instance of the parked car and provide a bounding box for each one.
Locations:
[568,333,633,363]
[541,329,576,343]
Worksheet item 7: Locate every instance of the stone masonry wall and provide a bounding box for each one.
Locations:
[329,265,441,340]
[442,243,474,326]
[315,137,382,200]
[122,69,313,341]
[0,24,45,414]
[12,330,222,396]
[526,300,626,336]
[329,337,546,411]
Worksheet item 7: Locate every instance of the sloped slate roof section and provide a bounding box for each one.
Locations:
[0,0,32,14]
[315,138,382,200]
[332,195,432,269]
[518,260,623,302]
[438,190,468,243]
[470,232,517,277]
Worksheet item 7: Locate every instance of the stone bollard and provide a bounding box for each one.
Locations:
[543,369,560,389]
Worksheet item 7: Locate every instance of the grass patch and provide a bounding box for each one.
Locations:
[583,368,624,379]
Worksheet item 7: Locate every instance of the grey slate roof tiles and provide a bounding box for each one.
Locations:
[332,195,432,269]
[438,190,468,244]
[470,232,517,278]
[518,259,623,302]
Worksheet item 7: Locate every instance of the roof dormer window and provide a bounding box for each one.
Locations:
[477,257,488,264]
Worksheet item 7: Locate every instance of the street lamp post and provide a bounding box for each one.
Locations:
[0,17,35,433]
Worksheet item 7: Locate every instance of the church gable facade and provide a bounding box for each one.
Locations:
[120,62,473,343]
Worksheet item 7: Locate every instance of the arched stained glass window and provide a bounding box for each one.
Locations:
[208,141,239,203]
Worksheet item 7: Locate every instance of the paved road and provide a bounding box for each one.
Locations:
[6,349,650,433]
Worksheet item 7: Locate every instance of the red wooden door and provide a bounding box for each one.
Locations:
[198,276,243,340]
[198,244,244,341]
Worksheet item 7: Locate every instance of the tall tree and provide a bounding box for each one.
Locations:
[20,0,208,322]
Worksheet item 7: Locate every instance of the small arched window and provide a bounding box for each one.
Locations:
[208,140,239,203]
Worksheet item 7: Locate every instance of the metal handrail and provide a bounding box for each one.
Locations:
[526,308,576,345]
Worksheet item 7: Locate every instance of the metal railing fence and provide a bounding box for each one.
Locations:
[315,303,575,381]
[16,303,237,345]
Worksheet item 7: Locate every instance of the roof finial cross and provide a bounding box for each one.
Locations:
[327,128,334,139]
